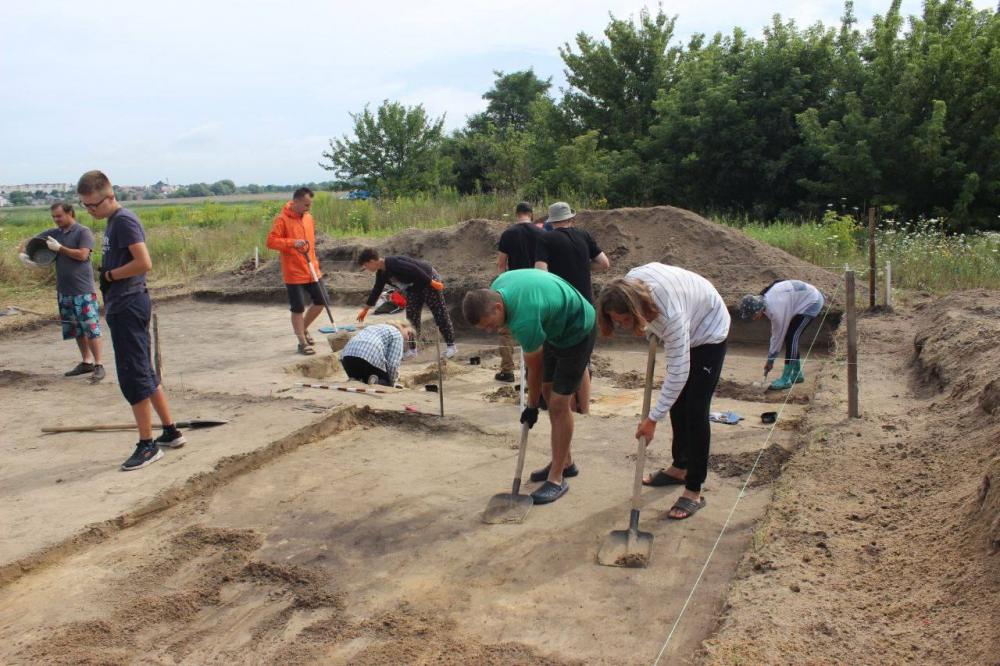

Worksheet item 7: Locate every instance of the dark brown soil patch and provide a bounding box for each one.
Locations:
[709,444,793,486]
[715,378,810,404]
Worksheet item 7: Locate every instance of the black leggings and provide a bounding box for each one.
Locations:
[669,341,727,493]
[341,355,392,386]
[405,272,455,347]
[783,314,816,362]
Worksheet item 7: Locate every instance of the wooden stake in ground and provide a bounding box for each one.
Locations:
[846,270,860,418]
[435,329,444,417]
[885,260,893,310]
[152,312,163,381]
[868,207,877,310]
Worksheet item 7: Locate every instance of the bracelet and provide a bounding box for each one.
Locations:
[106,270,114,282]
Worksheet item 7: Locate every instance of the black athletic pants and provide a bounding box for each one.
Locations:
[669,341,727,493]
[340,356,392,386]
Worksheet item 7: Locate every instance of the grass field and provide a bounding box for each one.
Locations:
[2,194,997,311]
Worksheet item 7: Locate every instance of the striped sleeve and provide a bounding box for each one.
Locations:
[649,313,690,422]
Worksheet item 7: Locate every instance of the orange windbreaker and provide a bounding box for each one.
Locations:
[266,202,322,284]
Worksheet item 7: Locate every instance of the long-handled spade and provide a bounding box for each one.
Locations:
[482,422,533,524]
[299,242,337,332]
[597,335,658,567]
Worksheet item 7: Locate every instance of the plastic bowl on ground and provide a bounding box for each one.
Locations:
[761,411,778,424]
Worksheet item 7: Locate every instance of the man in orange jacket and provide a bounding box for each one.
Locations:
[266,187,325,355]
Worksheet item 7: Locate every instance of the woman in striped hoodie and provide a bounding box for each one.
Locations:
[596,263,730,520]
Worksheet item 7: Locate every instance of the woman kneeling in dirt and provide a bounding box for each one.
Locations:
[738,280,824,390]
[356,249,457,359]
[339,321,414,387]
[595,263,730,520]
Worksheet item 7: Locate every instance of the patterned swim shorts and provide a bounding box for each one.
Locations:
[58,292,102,340]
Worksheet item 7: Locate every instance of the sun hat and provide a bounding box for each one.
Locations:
[738,294,766,320]
[546,201,575,224]
[25,237,57,266]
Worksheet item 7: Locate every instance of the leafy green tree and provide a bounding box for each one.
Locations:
[8,191,30,205]
[560,6,680,153]
[321,100,447,197]
[210,179,236,196]
[470,69,552,134]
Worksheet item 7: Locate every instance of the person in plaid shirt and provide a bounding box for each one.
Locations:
[339,322,415,386]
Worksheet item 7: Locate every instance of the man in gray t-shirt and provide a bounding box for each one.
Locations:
[19,203,105,380]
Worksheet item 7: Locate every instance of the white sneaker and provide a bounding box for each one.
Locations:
[445,344,457,359]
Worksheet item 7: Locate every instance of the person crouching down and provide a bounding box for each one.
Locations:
[356,249,457,359]
[339,321,414,387]
[595,263,730,520]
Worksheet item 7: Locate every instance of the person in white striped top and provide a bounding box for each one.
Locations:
[595,263,730,520]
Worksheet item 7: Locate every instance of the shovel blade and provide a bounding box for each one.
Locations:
[597,529,654,568]
[482,492,533,524]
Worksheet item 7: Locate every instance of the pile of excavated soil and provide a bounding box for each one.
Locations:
[703,292,999,664]
[910,290,1000,556]
[196,206,844,311]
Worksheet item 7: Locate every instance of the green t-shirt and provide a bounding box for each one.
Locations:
[492,269,595,352]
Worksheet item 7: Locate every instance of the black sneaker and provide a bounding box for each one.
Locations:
[121,441,163,471]
[65,362,95,377]
[155,427,187,449]
[90,364,106,382]
[494,371,515,383]
[530,480,569,505]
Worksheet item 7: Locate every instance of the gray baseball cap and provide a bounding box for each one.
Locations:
[546,201,575,224]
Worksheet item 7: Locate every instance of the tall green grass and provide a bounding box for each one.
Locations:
[2,195,997,311]
[725,212,1000,292]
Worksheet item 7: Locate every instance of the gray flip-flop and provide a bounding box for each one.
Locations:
[667,496,706,520]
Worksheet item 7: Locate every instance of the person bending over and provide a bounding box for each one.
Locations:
[339,321,414,387]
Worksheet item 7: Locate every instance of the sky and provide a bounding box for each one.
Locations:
[1,0,994,186]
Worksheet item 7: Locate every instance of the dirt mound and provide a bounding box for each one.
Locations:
[710,444,793,486]
[196,207,843,310]
[911,290,1000,556]
[715,378,811,404]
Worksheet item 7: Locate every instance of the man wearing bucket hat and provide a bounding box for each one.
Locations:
[739,279,825,390]
[534,201,609,416]
[17,203,105,381]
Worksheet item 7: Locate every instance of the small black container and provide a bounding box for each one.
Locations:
[761,411,777,424]
[469,356,481,365]
[425,384,439,392]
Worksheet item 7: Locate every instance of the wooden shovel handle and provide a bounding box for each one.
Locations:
[630,335,659,511]
[43,423,151,433]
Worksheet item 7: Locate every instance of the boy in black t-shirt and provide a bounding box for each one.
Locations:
[534,201,610,414]
[493,202,542,382]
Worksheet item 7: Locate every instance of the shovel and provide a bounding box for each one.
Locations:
[42,418,228,434]
[299,243,337,332]
[482,422,533,524]
[597,335,658,568]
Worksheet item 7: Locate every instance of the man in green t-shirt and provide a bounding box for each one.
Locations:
[463,269,597,505]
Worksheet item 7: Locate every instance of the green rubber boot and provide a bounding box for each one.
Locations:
[791,359,805,384]
[768,363,794,390]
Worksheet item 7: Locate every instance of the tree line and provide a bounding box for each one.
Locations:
[322,0,1000,231]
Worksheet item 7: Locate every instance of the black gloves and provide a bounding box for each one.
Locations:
[99,270,112,293]
[520,406,539,429]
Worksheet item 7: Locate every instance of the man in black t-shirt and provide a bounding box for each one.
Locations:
[493,201,542,382]
[534,201,609,413]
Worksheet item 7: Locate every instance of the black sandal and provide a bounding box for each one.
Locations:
[666,496,706,520]
[643,469,686,487]
[297,343,316,356]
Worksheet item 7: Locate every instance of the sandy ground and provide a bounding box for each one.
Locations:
[0,300,820,664]
[704,295,1000,665]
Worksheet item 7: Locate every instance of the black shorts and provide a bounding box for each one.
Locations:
[543,326,597,396]
[286,282,324,313]
[105,291,159,405]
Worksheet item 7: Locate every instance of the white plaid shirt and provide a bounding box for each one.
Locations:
[340,324,404,383]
